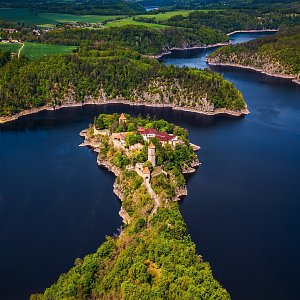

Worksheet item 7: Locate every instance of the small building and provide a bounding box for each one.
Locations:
[142,166,151,181]
[111,132,128,148]
[4,28,17,34]
[129,142,144,151]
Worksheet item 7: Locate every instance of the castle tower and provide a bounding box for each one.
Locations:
[119,113,127,124]
[148,142,156,167]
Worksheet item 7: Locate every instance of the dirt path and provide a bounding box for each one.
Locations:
[18,43,25,58]
[145,179,160,216]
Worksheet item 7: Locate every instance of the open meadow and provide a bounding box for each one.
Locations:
[22,43,77,59]
[0,8,124,27]
[0,42,21,54]
[0,42,77,59]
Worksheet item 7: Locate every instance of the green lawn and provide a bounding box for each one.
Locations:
[0,42,22,54]
[0,8,125,27]
[21,43,77,60]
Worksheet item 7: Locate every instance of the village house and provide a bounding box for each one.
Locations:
[129,142,144,151]
[111,132,128,148]
[4,28,17,34]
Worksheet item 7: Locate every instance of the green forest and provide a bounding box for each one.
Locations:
[0,0,146,15]
[208,26,300,80]
[31,113,230,300]
[151,9,300,33]
[0,44,246,118]
[27,25,228,54]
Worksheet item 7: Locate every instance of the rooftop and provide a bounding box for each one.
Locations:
[143,166,150,174]
[119,113,127,120]
[149,142,156,149]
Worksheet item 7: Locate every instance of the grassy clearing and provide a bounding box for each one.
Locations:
[104,17,167,29]
[0,8,49,25]
[144,10,196,20]
[104,9,220,28]
[0,8,125,27]
[21,43,77,60]
[38,13,124,25]
[0,42,22,54]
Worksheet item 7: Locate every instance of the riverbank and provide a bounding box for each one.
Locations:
[0,99,249,125]
[227,29,278,36]
[79,129,131,224]
[152,29,279,59]
[150,42,231,59]
[207,62,300,85]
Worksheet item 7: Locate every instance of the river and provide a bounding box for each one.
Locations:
[0,32,299,299]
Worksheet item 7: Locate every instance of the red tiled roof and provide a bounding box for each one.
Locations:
[138,127,176,142]
[149,142,155,149]
[156,132,174,142]
[119,113,126,120]
[143,166,150,174]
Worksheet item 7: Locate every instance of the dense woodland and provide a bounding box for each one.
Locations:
[31,114,230,300]
[141,0,298,9]
[28,25,228,54]
[0,44,246,117]
[208,26,300,79]
[0,0,146,15]
[136,8,300,33]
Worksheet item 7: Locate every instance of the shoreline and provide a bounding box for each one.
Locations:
[227,29,279,36]
[149,42,231,59]
[79,130,130,224]
[207,62,300,85]
[151,29,278,59]
[0,100,249,125]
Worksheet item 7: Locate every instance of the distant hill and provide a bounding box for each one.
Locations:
[140,0,299,10]
[207,26,300,82]
[0,0,146,15]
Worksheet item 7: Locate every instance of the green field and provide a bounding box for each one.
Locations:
[0,42,21,54]
[0,42,77,59]
[143,10,196,20]
[104,17,168,29]
[0,8,220,29]
[0,8,125,27]
[22,43,77,59]
[104,10,219,28]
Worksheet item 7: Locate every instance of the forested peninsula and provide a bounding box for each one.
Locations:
[0,40,247,124]
[207,27,300,84]
[31,113,230,300]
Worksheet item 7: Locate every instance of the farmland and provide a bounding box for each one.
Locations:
[0,42,21,54]
[22,43,77,59]
[0,42,77,59]
[0,8,124,27]
[103,9,221,28]
[104,17,168,29]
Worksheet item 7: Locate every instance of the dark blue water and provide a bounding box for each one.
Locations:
[0,32,299,299]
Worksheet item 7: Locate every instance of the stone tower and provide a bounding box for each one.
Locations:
[119,113,126,124]
[148,142,156,167]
